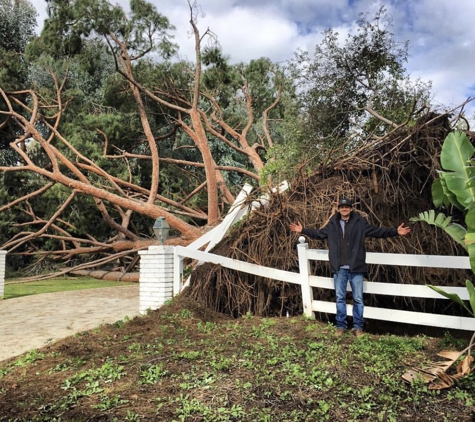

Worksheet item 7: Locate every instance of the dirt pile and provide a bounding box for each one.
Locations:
[0,294,473,421]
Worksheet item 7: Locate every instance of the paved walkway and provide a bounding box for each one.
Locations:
[0,285,140,362]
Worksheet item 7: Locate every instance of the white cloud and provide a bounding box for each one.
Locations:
[26,0,475,122]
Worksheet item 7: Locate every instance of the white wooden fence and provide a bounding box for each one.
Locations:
[173,239,475,331]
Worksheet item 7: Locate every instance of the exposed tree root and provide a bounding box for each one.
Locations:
[185,112,473,317]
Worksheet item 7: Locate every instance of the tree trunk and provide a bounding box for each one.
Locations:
[189,109,220,223]
[70,270,139,282]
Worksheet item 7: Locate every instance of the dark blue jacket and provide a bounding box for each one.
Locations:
[301,212,398,274]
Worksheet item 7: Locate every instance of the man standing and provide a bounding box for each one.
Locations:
[290,198,410,336]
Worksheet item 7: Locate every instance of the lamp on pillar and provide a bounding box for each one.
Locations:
[140,217,173,314]
[153,217,170,245]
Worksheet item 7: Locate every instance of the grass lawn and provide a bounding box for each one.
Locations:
[3,277,136,299]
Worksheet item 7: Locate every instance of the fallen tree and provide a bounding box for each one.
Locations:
[0,0,286,279]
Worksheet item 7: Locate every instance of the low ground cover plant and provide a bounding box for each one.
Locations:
[0,296,473,421]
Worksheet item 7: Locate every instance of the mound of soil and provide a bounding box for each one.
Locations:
[0,295,473,421]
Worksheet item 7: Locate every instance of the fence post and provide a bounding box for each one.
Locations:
[173,247,183,295]
[0,251,5,298]
[297,238,314,318]
[138,245,174,314]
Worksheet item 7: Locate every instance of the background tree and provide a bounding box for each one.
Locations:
[0,0,37,159]
[0,0,293,276]
[0,0,38,269]
[286,7,432,169]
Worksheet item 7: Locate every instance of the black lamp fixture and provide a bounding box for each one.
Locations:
[153,217,170,245]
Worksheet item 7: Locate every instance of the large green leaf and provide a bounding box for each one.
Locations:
[442,172,474,209]
[428,285,473,316]
[439,131,475,209]
[464,165,475,180]
[441,131,475,172]
[410,211,466,247]
[467,280,475,317]
[431,179,450,208]
[465,232,475,247]
[438,172,465,210]
[465,232,475,274]
[465,163,475,189]
[466,207,475,232]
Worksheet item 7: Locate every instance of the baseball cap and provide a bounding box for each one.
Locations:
[338,198,353,208]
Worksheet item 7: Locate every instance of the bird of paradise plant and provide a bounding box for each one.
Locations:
[411,130,475,305]
[408,130,475,388]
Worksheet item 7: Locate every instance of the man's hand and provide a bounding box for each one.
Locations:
[290,222,303,233]
[397,223,411,236]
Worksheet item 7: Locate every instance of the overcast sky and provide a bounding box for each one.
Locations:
[30,0,475,120]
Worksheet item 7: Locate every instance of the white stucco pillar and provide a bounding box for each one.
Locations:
[138,245,174,314]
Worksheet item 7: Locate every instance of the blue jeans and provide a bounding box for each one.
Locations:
[333,268,364,330]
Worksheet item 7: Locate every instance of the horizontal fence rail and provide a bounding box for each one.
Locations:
[309,249,472,269]
[173,244,475,331]
[173,246,299,293]
[308,250,472,299]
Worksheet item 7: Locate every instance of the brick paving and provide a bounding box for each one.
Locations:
[0,285,140,362]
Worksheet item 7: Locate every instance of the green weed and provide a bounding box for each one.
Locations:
[139,362,169,384]
[15,350,44,366]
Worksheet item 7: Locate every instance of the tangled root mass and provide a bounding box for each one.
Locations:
[186,113,473,319]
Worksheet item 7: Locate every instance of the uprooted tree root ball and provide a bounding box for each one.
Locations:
[185,112,473,317]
